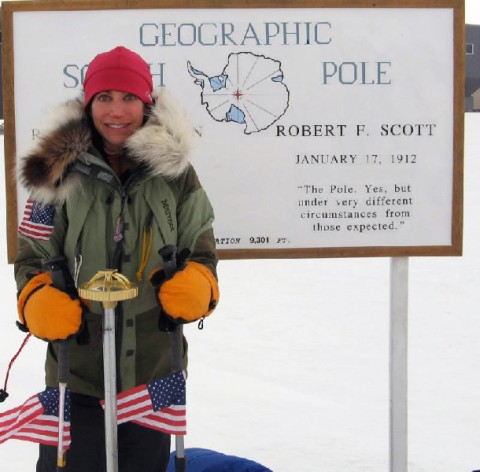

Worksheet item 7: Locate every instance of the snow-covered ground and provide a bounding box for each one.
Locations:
[0,115,479,471]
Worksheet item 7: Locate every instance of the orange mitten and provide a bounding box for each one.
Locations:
[17,273,83,341]
[151,261,219,323]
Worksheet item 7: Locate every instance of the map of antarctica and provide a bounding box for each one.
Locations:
[188,52,290,134]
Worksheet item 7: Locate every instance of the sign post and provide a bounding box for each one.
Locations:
[390,257,409,472]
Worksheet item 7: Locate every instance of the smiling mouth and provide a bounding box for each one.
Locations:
[107,124,129,129]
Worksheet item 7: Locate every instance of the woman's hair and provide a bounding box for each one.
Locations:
[85,102,104,154]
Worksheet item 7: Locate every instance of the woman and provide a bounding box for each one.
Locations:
[14,46,219,472]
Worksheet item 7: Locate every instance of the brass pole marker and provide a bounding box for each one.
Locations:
[78,269,138,307]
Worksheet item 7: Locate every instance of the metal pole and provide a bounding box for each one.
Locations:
[103,305,118,472]
[79,270,137,472]
[389,257,409,472]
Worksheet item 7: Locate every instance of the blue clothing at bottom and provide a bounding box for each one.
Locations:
[167,448,273,472]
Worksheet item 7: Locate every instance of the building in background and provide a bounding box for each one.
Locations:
[466,24,480,111]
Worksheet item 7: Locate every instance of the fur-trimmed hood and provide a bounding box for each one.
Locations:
[20,88,194,203]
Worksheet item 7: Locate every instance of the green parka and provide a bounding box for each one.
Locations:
[14,89,217,399]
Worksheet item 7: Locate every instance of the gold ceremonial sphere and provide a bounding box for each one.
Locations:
[78,270,138,308]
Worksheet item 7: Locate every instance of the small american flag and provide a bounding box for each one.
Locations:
[0,372,185,449]
[0,388,71,447]
[18,199,56,241]
[112,371,186,435]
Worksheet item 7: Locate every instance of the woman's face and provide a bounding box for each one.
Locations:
[91,90,146,154]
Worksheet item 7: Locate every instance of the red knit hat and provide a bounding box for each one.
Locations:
[83,46,153,106]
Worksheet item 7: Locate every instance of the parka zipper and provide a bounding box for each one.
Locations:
[109,170,148,393]
[111,187,127,270]
[111,169,148,268]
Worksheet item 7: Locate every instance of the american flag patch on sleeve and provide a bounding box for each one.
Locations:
[18,199,56,241]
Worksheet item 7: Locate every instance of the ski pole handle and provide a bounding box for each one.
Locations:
[55,342,69,385]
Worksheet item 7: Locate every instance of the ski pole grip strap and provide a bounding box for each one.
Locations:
[44,255,78,299]
[57,341,69,384]
[158,245,178,280]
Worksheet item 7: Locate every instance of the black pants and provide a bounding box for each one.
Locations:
[36,393,171,472]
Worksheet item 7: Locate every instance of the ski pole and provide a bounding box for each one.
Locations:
[44,256,77,470]
[171,323,186,472]
[158,246,186,472]
[79,270,137,472]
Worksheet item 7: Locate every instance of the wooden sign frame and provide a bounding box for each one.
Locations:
[2,0,465,262]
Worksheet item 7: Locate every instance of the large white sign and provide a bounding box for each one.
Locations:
[3,2,464,260]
